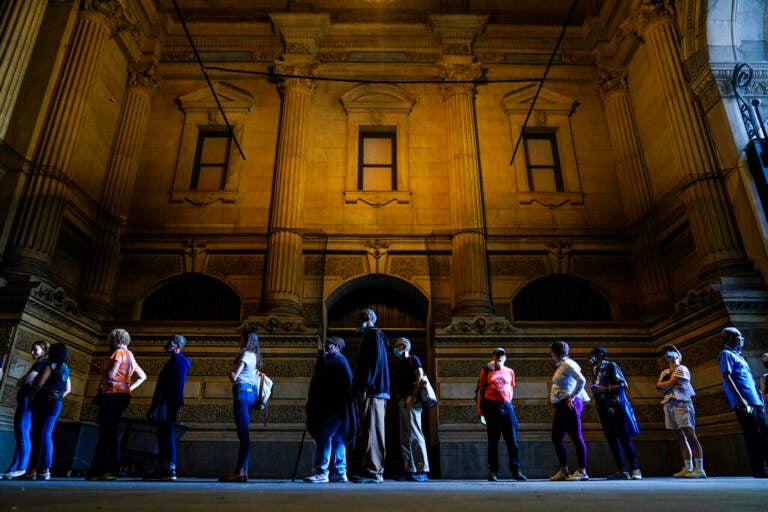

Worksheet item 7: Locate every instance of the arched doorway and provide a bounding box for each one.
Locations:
[325,274,431,478]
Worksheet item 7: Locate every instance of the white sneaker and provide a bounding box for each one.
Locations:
[3,470,26,480]
[630,469,642,480]
[673,467,690,478]
[682,467,707,479]
[565,471,589,481]
[303,473,329,483]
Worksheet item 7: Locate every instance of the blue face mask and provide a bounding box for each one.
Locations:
[393,348,402,358]
[357,322,368,334]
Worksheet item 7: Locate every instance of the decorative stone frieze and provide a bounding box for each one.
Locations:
[436,315,515,336]
[241,315,315,335]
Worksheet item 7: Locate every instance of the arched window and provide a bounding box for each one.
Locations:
[142,274,241,321]
[512,274,611,321]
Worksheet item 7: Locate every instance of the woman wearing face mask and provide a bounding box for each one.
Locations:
[3,340,49,480]
[393,338,430,482]
[655,345,706,478]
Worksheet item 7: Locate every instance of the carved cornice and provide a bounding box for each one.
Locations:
[631,0,677,39]
[83,0,137,37]
[429,15,488,57]
[436,315,515,336]
[30,281,80,316]
[241,315,316,335]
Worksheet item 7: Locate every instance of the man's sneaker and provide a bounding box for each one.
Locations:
[3,470,26,480]
[143,469,177,481]
[682,467,707,479]
[605,471,630,480]
[329,473,348,483]
[511,472,527,482]
[549,469,568,481]
[488,472,499,482]
[565,471,589,481]
[37,471,51,481]
[350,475,383,484]
[673,467,691,478]
[304,472,330,483]
[630,469,642,480]
[406,472,428,482]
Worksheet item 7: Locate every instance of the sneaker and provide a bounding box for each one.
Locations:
[329,473,348,483]
[682,467,707,479]
[511,472,527,482]
[630,469,642,480]
[3,470,26,480]
[549,469,568,481]
[304,472,329,483]
[350,475,383,484]
[488,472,499,482]
[143,469,177,481]
[673,467,691,478]
[13,472,36,480]
[605,471,630,480]
[37,471,51,481]
[407,472,428,482]
[565,471,589,481]
[99,473,118,481]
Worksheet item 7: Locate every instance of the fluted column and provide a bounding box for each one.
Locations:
[80,64,159,319]
[262,64,314,316]
[2,1,133,277]
[442,62,494,317]
[0,0,47,140]
[635,0,748,278]
[598,68,672,310]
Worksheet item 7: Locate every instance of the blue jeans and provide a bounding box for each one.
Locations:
[90,393,130,476]
[156,407,180,469]
[7,393,32,472]
[482,400,521,474]
[233,383,256,471]
[29,395,63,470]
[312,414,346,476]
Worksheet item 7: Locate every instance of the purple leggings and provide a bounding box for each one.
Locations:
[552,396,587,469]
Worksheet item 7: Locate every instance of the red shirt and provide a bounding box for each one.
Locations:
[479,365,515,403]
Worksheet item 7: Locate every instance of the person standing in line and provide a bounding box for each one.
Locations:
[87,329,147,481]
[393,337,430,482]
[718,327,768,478]
[3,340,49,480]
[303,336,355,483]
[350,308,390,484]
[549,340,590,482]
[19,342,71,480]
[219,330,262,482]
[655,344,706,478]
[760,352,768,410]
[476,347,526,483]
[143,334,191,482]
[589,346,642,480]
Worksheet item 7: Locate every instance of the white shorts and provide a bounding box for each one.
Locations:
[663,399,695,430]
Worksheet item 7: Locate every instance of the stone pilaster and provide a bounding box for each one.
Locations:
[597,68,672,312]
[80,63,159,319]
[634,0,749,279]
[262,14,326,317]
[2,1,134,278]
[0,0,47,140]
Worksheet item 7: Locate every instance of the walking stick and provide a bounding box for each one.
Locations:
[291,427,308,482]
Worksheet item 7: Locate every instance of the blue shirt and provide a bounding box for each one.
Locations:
[718,347,762,408]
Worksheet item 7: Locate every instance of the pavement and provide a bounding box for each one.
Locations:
[0,477,765,512]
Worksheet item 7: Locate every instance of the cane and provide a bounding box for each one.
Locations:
[291,427,308,482]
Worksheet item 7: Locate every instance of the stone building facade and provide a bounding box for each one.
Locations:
[0,0,767,478]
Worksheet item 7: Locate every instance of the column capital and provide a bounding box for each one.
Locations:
[631,0,677,39]
[274,61,317,94]
[595,66,629,99]
[82,0,137,36]
[439,61,483,99]
[127,61,161,92]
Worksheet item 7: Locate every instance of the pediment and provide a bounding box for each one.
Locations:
[502,83,576,114]
[340,84,416,112]
[178,82,255,111]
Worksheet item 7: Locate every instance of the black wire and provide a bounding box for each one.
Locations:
[508,0,580,167]
[171,0,246,161]
[204,65,541,85]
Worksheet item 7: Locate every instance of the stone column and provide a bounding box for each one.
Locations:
[80,63,159,319]
[262,14,326,317]
[441,62,494,317]
[0,0,47,140]
[597,68,672,311]
[635,0,748,278]
[2,1,133,277]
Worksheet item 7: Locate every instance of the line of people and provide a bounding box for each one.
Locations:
[2,323,768,481]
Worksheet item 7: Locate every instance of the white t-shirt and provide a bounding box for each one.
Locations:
[235,351,259,385]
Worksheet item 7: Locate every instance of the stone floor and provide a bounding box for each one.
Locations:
[0,477,765,512]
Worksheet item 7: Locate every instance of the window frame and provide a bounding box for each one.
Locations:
[357,129,397,191]
[190,129,232,191]
[523,131,563,193]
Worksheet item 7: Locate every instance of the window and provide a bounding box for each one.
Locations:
[524,133,562,192]
[191,130,231,191]
[142,274,242,321]
[359,130,396,191]
[513,274,612,321]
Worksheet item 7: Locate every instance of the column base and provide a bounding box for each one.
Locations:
[0,251,51,279]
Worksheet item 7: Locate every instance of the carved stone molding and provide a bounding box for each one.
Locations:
[83,0,137,36]
[241,315,315,335]
[127,61,161,91]
[364,240,390,275]
[436,315,515,335]
[30,280,80,316]
[595,67,628,99]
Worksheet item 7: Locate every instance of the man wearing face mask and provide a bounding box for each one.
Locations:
[718,327,768,478]
[476,347,526,482]
[393,338,429,482]
[351,309,390,483]
[304,337,355,483]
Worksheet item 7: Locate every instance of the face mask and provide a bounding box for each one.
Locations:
[393,348,402,358]
[357,322,368,334]
[588,356,598,366]
[763,360,768,370]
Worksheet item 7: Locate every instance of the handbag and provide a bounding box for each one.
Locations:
[252,371,273,411]
[618,386,640,438]
[417,376,438,407]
